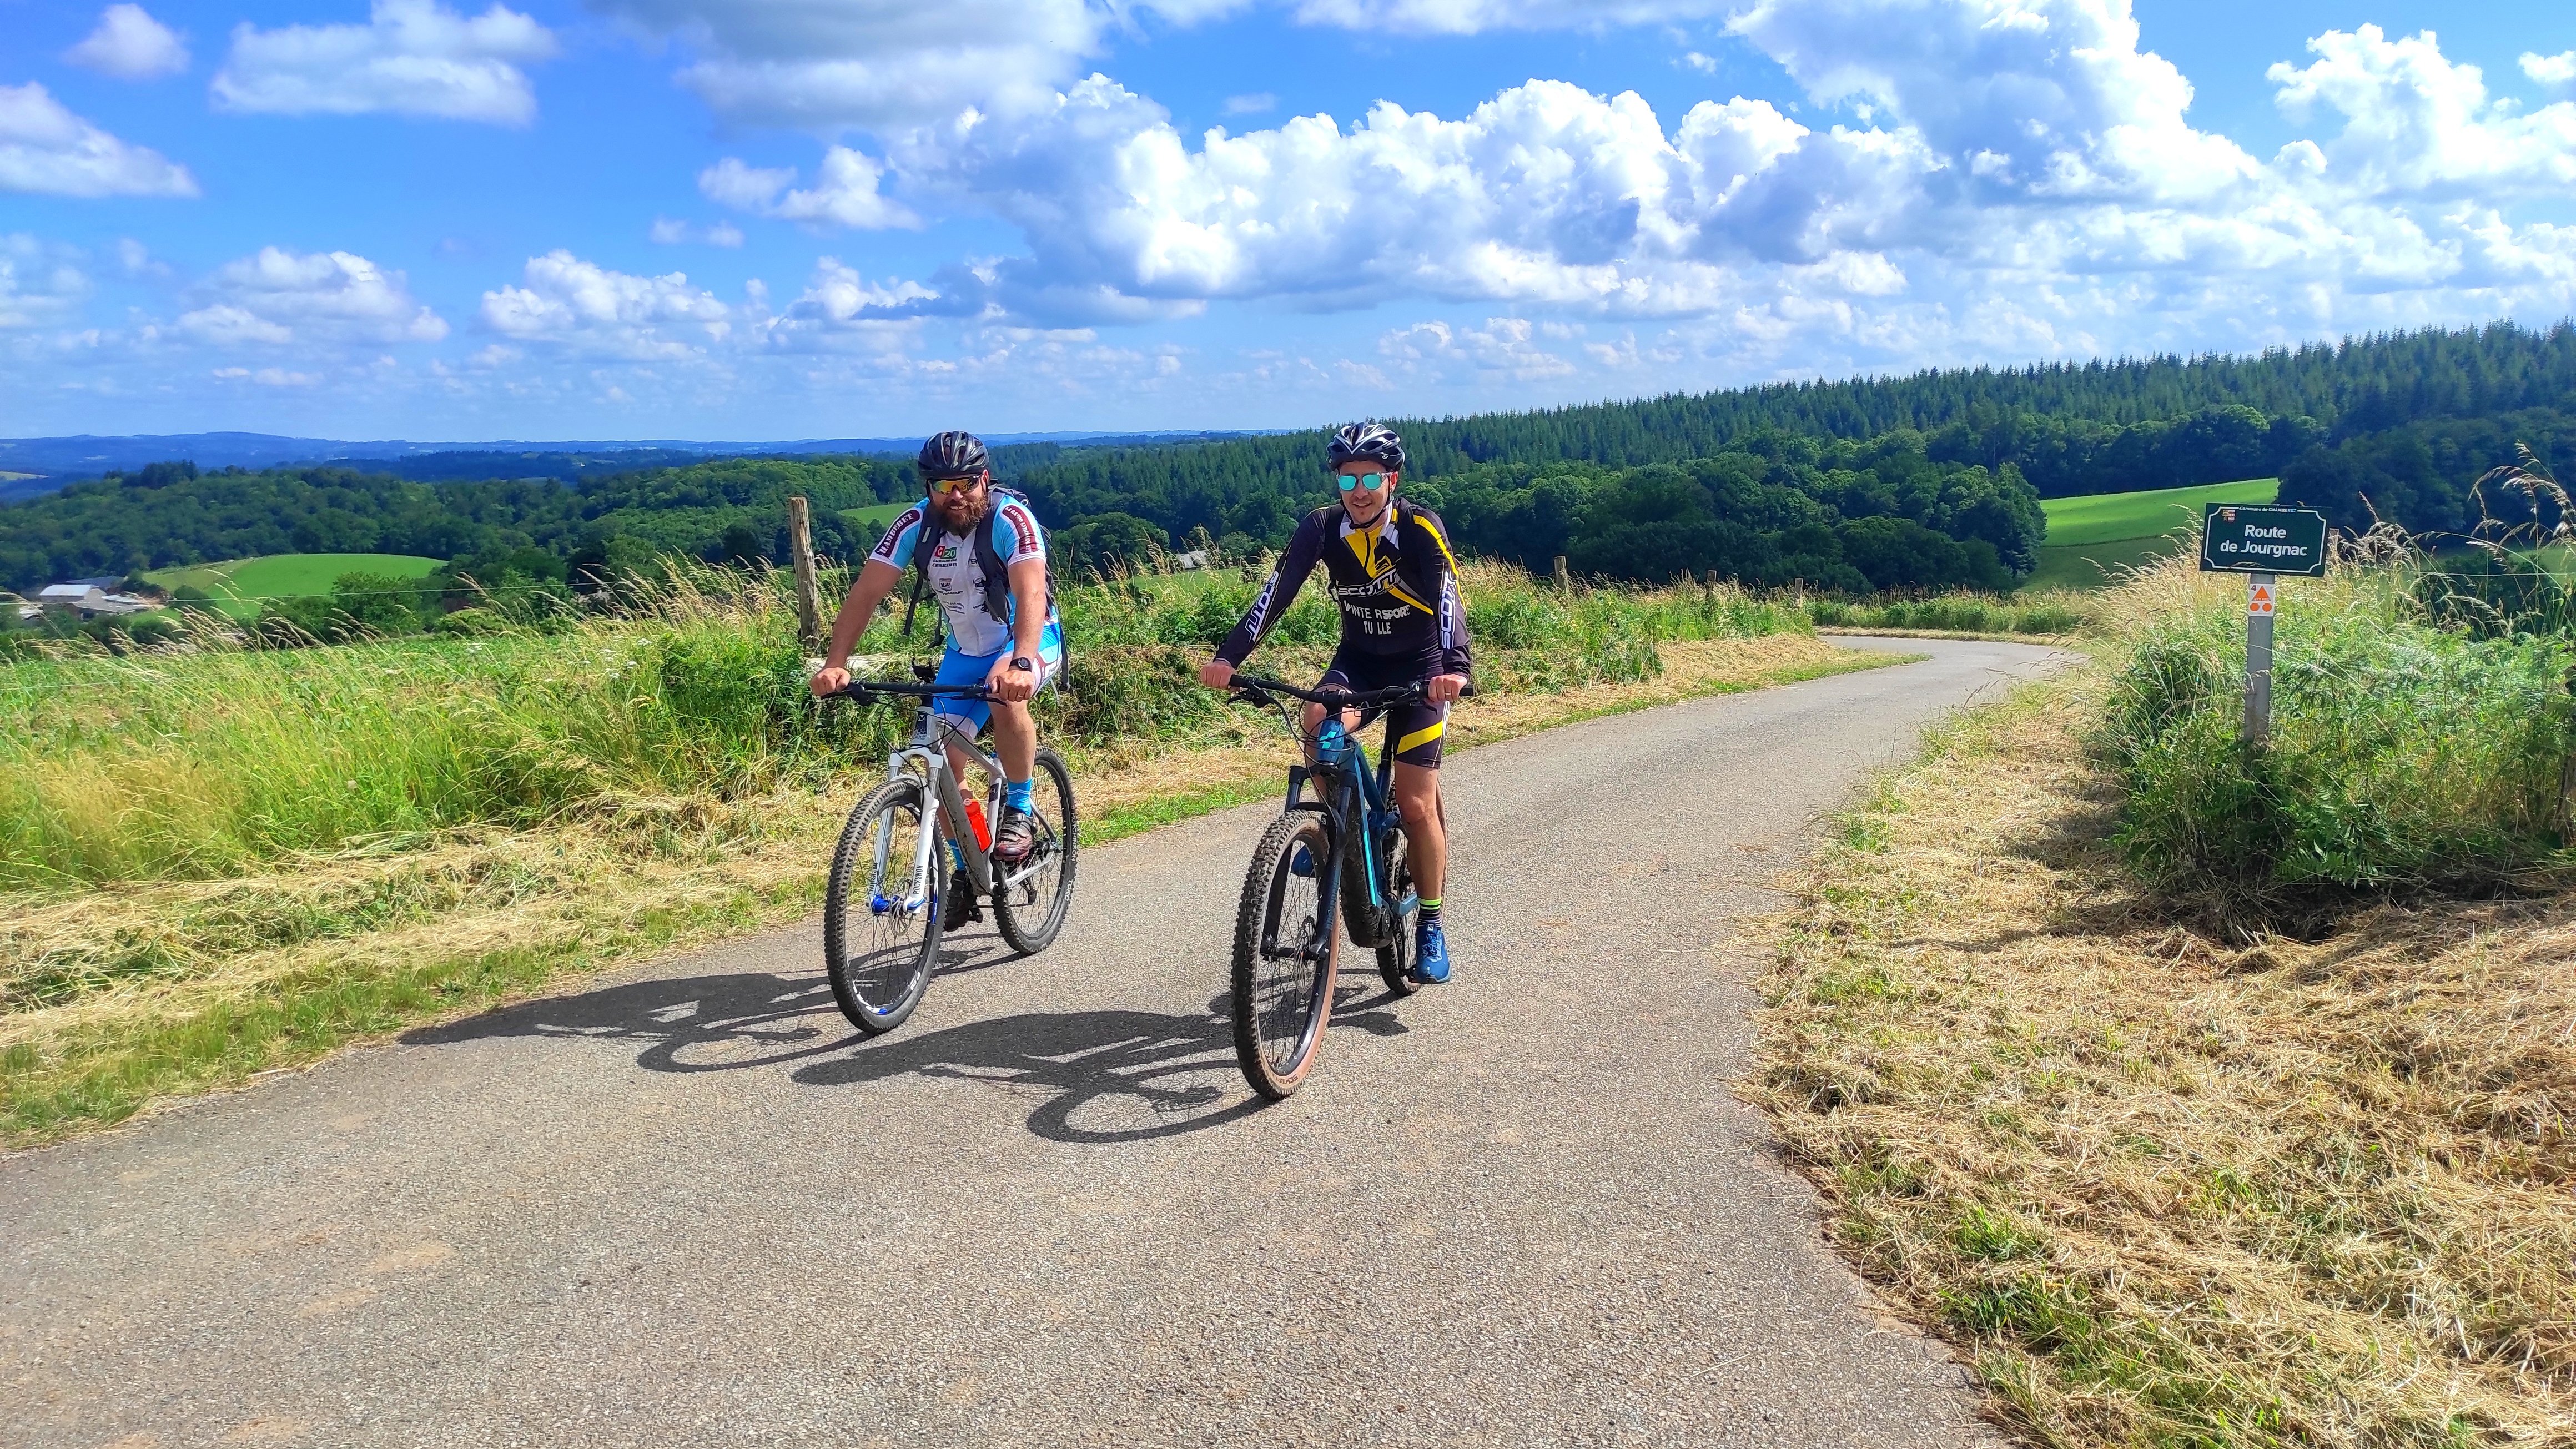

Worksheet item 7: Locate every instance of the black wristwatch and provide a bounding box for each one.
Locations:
[1008,656,1035,672]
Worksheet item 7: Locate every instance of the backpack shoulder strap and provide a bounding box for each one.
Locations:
[900,505,940,641]
[975,490,1041,625]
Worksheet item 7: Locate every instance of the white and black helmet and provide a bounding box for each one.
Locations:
[917,429,989,479]
[1327,421,1405,474]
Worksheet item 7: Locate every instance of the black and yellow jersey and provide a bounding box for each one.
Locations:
[1215,501,1472,680]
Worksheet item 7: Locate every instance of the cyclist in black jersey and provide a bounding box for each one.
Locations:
[1199,422,1471,984]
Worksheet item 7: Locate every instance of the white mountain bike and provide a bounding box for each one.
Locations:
[821,677,1079,1034]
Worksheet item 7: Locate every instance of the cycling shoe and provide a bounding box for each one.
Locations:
[943,869,982,931]
[1411,918,1452,984]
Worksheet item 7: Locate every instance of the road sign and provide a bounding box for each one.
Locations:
[2201,504,2327,576]
[2247,582,2273,617]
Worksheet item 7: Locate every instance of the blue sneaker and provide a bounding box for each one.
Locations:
[1290,844,1315,877]
[1411,917,1451,984]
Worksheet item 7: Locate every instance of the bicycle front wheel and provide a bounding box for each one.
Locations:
[993,747,1079,955]
[1231,811,1340,1099]
[824,776,944,1034]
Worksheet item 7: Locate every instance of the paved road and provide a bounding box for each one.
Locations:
[5,637,2065,1448]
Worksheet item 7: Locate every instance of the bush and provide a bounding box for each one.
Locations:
[2098,561,2576,908]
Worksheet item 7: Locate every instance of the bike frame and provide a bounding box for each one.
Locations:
[1239,678,1424,950]
[837,684,1053,920]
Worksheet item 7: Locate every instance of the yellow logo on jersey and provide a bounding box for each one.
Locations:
[1344,515,1431,615]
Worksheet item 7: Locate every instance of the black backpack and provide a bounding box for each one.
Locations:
[900,487,1059,652]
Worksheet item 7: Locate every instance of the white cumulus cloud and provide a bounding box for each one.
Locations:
[178,247,449,346]
[1289,0,1726,34]
[699,148,919,229]
[213,0,557,125]
[480,250,738,359]
[0,83,198,197]
[884,74,1922,320]
[2523,51,2576,92]
[808,0,2576,362]
[591,0,1107,130]
[66,5,192,80]
[1381,316,1578,379]
[0,236,93,329]
[1731,0,2261,204]
[2270,26,2576,197]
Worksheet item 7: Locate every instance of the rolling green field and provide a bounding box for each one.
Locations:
[143,553,444,619]
[2027,478,2278,590]
[841,501,908,534]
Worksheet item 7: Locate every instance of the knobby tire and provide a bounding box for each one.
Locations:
[824,776,943,1034]
[1231,811,1340,1100]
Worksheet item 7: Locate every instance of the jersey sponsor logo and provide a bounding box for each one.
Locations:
[870,506,925,563]
[1000,502,1043,559]
[933,541,959,562]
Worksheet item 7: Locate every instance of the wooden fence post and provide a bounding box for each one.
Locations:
[1553,555,1571,590]
[786,495,822,651]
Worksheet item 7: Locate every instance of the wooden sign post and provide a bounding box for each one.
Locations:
[2200,503,2327,744]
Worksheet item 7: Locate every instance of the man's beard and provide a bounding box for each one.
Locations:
[936,490,995,532]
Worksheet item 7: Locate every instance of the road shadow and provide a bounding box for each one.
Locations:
[407,951,1408,1145]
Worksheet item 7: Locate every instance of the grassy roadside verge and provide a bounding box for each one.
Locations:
[4,632,1905,1147]
[1749,676,2575,1446]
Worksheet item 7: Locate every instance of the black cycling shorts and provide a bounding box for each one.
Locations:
[1318,646,1450,768]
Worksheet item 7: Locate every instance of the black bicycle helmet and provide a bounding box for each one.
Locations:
[916,429,989,479]
[1327,421,1405,474]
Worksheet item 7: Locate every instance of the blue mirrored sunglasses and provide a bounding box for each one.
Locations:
[1335,469,1387,491]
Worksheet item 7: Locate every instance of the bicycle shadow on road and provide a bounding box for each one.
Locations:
[793,980,1411,1145]
[407,955,1412,1145]
[403,968,863,1073]
[402,928,1020,1070]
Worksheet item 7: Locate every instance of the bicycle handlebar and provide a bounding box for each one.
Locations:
[828,680,997,704]
[1227,673,1428,708]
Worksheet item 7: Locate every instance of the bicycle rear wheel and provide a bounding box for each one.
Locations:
[1230,811,1340,1099]
[993,747,1078,955]
[1376,833,1420,996]
[824,776,944,1034]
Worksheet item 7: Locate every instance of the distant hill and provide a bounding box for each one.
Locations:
[0,430,1273,497]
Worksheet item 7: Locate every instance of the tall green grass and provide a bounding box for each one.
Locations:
[0,562,1804,892]
[2096,553,2575,909]
[1802,592,2092,635]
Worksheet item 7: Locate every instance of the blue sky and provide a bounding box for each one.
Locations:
[3,0,2572,441]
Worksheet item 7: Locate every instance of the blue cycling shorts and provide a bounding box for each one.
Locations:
[932,622,1065,736]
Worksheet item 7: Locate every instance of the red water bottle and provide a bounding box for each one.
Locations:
[964,799,993,851]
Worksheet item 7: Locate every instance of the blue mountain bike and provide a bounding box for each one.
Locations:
[1222,674,1430,1098]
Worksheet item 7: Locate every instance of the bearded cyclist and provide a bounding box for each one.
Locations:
[1197,422,1471,985]
[809,430,1065,930]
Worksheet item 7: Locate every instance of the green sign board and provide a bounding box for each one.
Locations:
[2201,504,2328,577]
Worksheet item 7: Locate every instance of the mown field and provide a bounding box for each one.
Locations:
[2027,479,2278,591]
[1757,546,2576,1446]
[0,561,1895,1144]
[142,552,444,619]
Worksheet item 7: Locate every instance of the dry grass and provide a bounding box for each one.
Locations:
[1750,676,2576,1446]
[5,631,1891,1147]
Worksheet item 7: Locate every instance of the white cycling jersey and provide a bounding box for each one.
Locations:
[867,495,1054,658]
